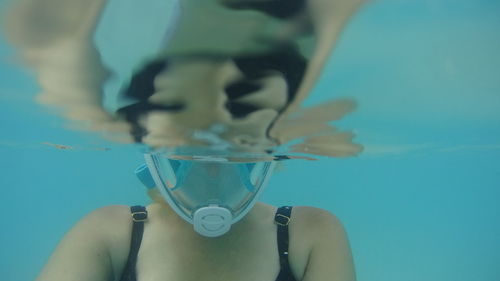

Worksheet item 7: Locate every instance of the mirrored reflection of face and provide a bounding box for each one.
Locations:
[3,0,364,158]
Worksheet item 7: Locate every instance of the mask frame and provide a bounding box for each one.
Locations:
[143,153,277,237]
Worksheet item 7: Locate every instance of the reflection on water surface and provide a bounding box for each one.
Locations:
[3,0,363,158]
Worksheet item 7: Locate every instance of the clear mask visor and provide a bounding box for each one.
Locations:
[146,154,276,225]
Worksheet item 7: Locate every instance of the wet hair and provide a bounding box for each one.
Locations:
[221,0,306,19]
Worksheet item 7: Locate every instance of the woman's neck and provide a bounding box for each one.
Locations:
[148,201,271,239]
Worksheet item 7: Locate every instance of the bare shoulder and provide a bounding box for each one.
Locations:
[289,206,348,256]
[292,206,345,234]
[83,205,134,275]
[83,205,132,223]
[35,205,133,281]
[292,206,342,221]
[76,205,132,243]
[290,206,356,281]
[85,205,133,230]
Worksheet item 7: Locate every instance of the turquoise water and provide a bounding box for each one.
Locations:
[1,0,500,280]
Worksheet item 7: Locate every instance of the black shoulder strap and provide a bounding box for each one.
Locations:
[274,206,297,281]
[119,205,148,281]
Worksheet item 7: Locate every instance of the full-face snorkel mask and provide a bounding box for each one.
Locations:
[137,153,277,237]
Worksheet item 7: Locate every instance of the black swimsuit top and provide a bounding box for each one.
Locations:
[119,205,298,281]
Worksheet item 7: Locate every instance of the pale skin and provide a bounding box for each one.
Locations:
[8,0,361,279]
[35,201,356,281]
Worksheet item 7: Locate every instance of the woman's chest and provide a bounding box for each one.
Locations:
[135,225,282,281]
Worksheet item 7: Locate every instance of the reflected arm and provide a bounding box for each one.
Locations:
[3,0,133,138]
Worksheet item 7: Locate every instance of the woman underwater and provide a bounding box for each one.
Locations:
[4,0,365,280]
[35,153,357,281]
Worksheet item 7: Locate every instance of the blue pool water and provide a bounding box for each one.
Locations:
[1,0,499,280]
